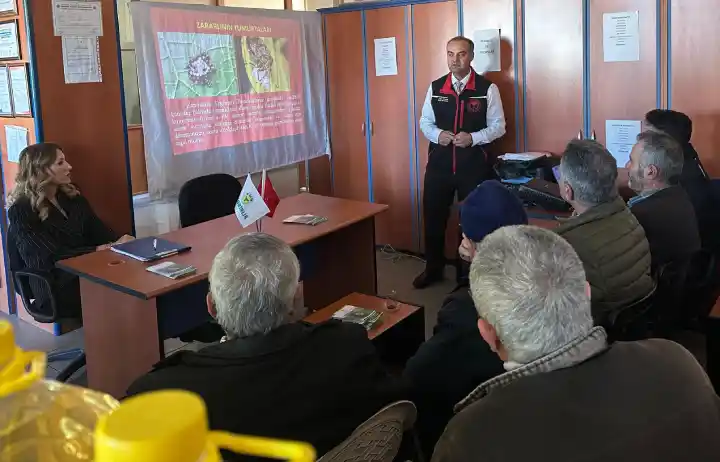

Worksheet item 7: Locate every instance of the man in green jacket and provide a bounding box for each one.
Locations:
[555,139,654,326]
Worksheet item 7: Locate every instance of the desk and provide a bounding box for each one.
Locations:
[306,293,425,367]
[305,293,422,340]
[58,194,388,397]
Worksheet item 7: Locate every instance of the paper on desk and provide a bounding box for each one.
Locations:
[605,120,641,166]
[62,36,102,83]
[5,125,28,163]
[500,152,549,161]
[374,37,398,77]
[603,11,640,62]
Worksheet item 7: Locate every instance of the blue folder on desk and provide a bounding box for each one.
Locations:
[111,237,191,262]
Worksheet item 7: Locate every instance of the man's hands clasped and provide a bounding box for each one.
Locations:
[438,131,473,148]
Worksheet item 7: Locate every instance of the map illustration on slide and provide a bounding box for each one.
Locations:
[157,32,240,99]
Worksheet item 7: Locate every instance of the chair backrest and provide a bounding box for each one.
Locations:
[6,225,32,299]
[318,401,417,462]
[607,284,656,341]
[178,173,243,228]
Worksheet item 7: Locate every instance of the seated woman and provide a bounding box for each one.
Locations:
[7,143,132,319]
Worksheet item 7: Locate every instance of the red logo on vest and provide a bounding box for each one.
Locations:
[467,99,483,113]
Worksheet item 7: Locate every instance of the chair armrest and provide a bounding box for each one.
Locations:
[13,269,57,323]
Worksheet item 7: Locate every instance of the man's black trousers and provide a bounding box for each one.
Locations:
[422,162,489,275]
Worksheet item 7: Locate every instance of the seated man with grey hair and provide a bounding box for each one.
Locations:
[555,139,653,326]
[432,225,720,462]
[127,233,403,458]
[627,130,701,270]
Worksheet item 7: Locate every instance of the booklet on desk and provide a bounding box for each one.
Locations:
[110,237,191,262]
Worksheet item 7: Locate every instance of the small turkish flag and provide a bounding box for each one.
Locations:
[261,170,280,218]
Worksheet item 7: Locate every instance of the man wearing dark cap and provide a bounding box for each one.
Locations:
[414,36,506,289]
[404,180,527,455]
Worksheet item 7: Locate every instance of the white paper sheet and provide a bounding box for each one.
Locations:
[605,120,642,166]
[0,0,17,14]
[472,29,501,73]
[9,65,30,115]
[0,66,11,115]
[374,37,398,77]
[603,11,640,62]
[53,0,103,37]
[62,36,102,83]
[0,21,19,60]
[5,125,28,163]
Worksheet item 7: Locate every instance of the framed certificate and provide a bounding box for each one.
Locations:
[0,65,11,116]
[0,20,20,61]
[0,0,17,16]
[8,64,30,117]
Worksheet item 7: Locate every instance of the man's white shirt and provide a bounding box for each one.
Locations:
[419,73,506,147]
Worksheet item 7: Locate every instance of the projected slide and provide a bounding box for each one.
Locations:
[150,9,304,154]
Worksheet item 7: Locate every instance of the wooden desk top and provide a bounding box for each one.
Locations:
[305,293,421,340]
[58,194,388,299]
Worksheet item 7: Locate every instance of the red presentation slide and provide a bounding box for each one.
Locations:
[150,9,305,155]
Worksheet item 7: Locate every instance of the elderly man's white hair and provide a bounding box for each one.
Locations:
[209,232,300,338]
[470,225,593,364]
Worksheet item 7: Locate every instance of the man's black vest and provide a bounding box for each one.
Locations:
[428,71,492,174]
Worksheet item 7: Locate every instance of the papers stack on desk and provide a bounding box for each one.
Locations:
[283,215,328,226]
[332,305,382,330]
[146,261,197,279]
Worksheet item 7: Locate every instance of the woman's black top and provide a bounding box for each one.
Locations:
[8,191,118,312]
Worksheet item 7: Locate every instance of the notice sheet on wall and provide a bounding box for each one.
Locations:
[0,66,11,115]
[0,21,19,60]
[472,29,501,72]
[53,0,103,36]
[5,124,28,163]
[603,11,640,62]
[62,36,102,83]
[374,37,398,77]
[9,65,30,116]
[605,120,641,166]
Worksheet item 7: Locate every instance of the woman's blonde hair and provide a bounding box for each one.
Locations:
[8,143,79,221]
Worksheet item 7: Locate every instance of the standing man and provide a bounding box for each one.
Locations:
[415,36,506,289]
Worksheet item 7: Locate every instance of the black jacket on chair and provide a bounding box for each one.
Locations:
[404,285,504,455]
[127,320,406,460]
[629,186,701,270]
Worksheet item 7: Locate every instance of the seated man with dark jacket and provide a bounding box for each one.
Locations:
[627,130,701,270]
[432,226,720,462]
[555,140,654,326]
[404,180,526,455]
[127,233,404,459]
[644,109,719,252]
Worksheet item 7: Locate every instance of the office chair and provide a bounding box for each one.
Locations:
[652,256,695,337]
[7,227,85,383]
[606,285,657,342]
[178,173,243,228]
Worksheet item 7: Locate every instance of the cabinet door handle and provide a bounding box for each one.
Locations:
[590,130,597,141]
[370,122,374,136]
[577,129,584,140]
[361,123,366,135]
